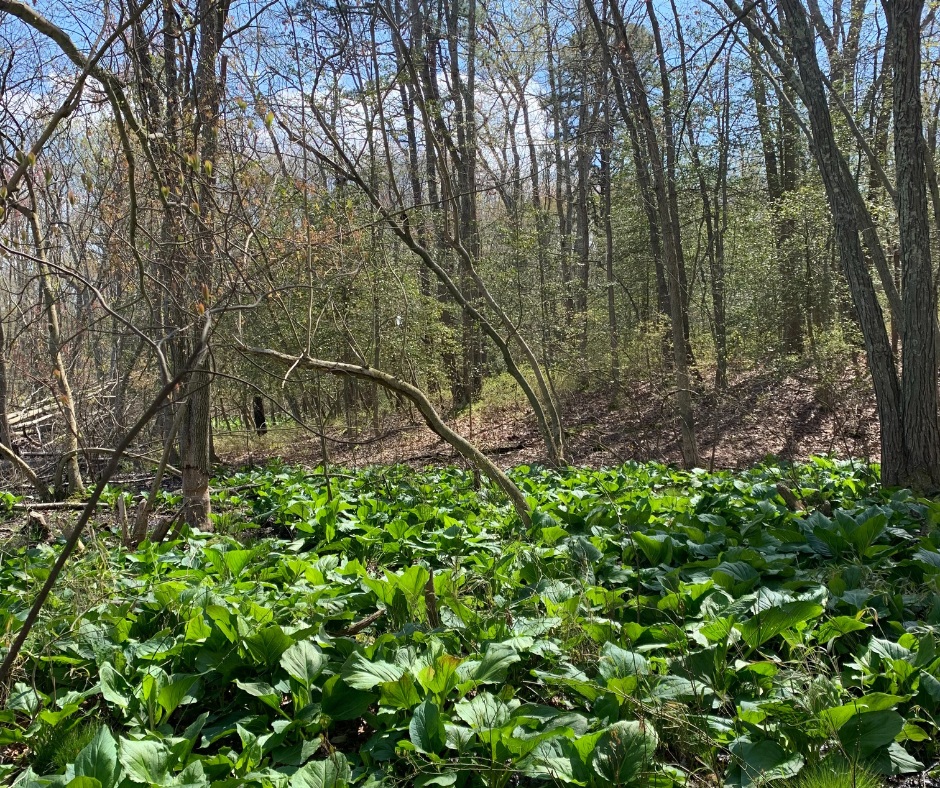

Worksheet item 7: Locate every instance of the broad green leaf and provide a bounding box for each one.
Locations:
[6,682,41,715]
[245,625,293,668]
[819,693,908,730]
[414,773,458,788]
[290,754,351,788]
[598,643,648,681]
[341,652,405,690]
[725,738,803,788]
[739,602,823,650]
[868,743,923,775]
[280,641,327,689]
[633,532,673,566]
[417,654,462,699]
[378,674,421,709]
[320,675,375,721]
[471,642,520,684]
[74,727,120,788]
[838,710,904,759]
[591,721,658,785]
[454,692,509,730]
[65,778,102,788]
[99,663,132,710]
[394,565,430,613]
[224,549,253,577]
[410,699,446,754]
[156,674,198,718]
[713,562,760,597]
[816,616,868,642]
[119,738,169,785]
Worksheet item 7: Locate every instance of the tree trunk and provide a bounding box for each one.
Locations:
[0,316,11,451]
[25,197,83,495]
[600,115,620,386]
[253,396,268,436]
[778,0,904,483]
[885,0,940,489]
[588,0,700,467]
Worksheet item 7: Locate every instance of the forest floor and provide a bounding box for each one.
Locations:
[0,358,878,543]
[218,358,879,471]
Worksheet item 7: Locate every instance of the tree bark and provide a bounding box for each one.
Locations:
[25,196,84,495]
[0,316,11,451]
[885,0,940,488]
[777,0,904,484]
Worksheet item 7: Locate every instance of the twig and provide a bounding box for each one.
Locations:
[341,609,385,637]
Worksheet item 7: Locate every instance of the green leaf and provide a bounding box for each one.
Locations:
[280,641,327,689]
[417,654,462,699]
[725,738,803,788]
[873,743,923,775]
[472,641,520,684]
[320,675,375,721]
[157,674,198,718]
[341,652,405,690]
[591,721,659,785]
[224,550,253,577]
[540,526,568,545]
[99,663,132,710]
[597,643,648,681]
[6,682,41,715]
[394,565,430,613]
[844,510,886,553]
[816,616,869,642]
[414,773,458,788]
[633,532,673,566]
[912,549,940,573]
[245,625,293,668]
[838,710,904,759]
[378,674,421,709]
[410,699,446,754]
[289,754,351,788]
[739,602,823,650]
[713,562,760,596]
[75,727,120,788]
[235,679,281,712]
[819,693,908,730]
[454,692,509,730]
[65,778,102,788]
[119,738,170,785]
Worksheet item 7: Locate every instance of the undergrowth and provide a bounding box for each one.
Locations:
[1,458,938,788]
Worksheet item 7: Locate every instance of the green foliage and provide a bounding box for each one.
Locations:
[29,720,101,777]
[783,762,882,788]
[1,459,938,788]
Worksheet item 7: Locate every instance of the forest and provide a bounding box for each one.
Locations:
[1,0,940,784]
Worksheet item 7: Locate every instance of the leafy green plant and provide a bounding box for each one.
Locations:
[0,459,937,788]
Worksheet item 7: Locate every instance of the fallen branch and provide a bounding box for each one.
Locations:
[13,501,91,511]
[341,609,385,636]
[238,345,532,526]
[0,441,49,500]
[54,447,182,497]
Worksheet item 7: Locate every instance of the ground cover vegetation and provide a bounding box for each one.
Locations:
[4,0,940,786]
[1,459,939,787]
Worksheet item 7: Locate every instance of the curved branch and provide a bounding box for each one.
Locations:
[239,344,532,526]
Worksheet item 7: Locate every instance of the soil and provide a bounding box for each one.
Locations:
[221,362,879,472]
[0,361,878,543]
